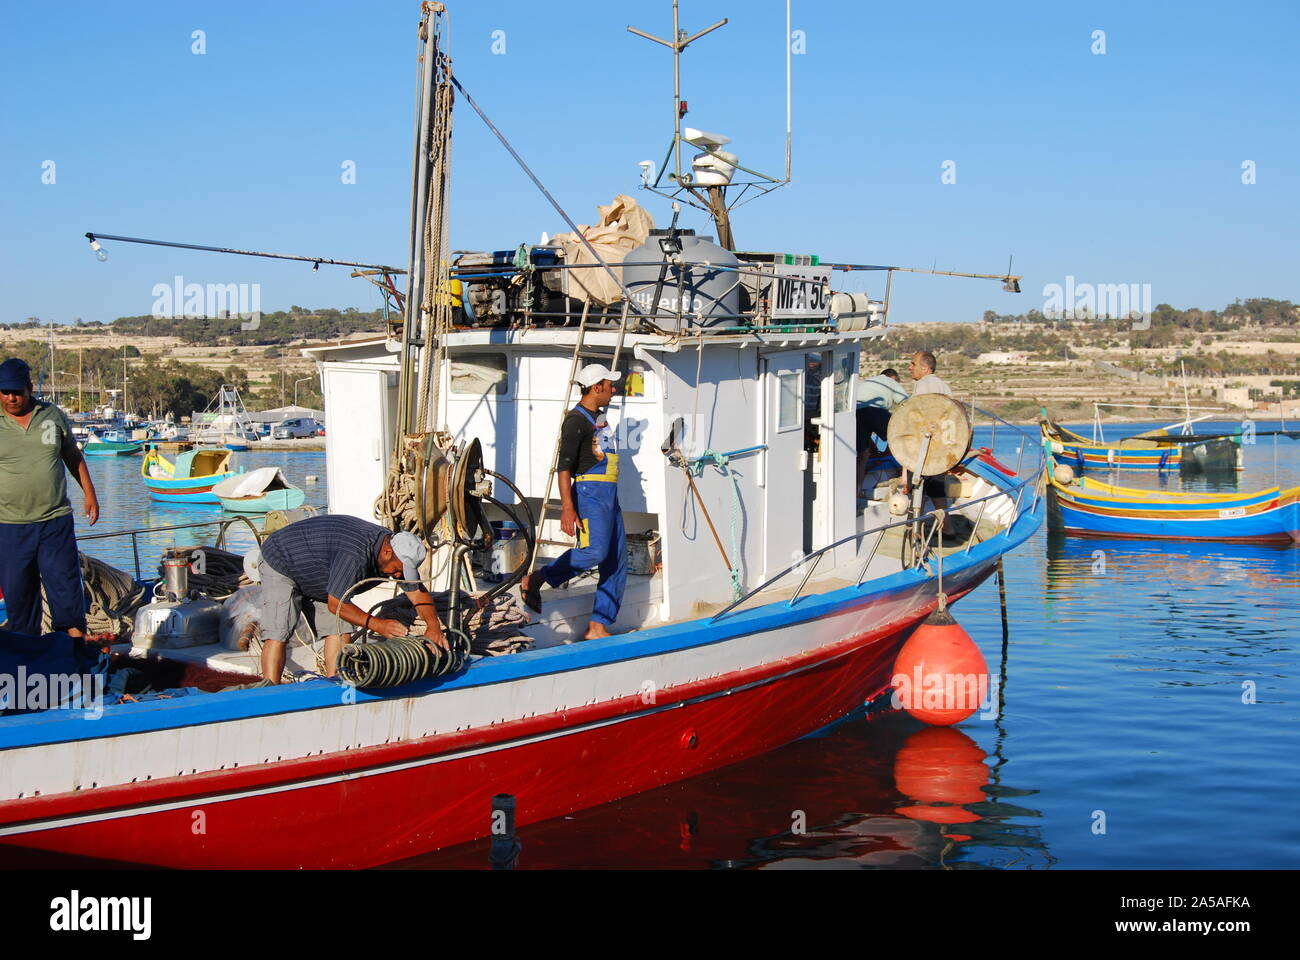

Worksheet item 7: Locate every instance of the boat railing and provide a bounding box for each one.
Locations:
[711,405,1046,624]
[76,516,263,581]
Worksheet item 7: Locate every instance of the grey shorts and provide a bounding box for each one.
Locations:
[258,558,348,644]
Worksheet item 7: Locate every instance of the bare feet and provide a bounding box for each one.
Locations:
[584,621,612,641]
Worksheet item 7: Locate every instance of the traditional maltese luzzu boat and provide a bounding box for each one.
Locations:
[1,4,1046,867]
[141,447,241,504]
[1047,467,1299,543]
[1040,417,1242,474]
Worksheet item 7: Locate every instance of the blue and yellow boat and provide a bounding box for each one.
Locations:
[1040,417,1242,473]
[1047,467,1299,543]
[141,446,242,504]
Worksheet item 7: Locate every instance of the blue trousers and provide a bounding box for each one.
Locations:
[0,513,86,636]
[539,481,627,627]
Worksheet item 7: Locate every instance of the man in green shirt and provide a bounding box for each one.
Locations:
[0,358,100,638]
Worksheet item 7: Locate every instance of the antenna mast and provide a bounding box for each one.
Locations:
[629,1,793,250]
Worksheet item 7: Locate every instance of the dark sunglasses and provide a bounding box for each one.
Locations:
[0,389,29,397]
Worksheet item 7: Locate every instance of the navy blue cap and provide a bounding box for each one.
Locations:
[0,358,32,390]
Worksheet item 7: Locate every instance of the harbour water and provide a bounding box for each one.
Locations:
[70,448,328,579]
[66,424,1298,869]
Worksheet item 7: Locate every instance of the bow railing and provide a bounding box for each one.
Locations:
[76,516,263,581]
[709,405,1045,623]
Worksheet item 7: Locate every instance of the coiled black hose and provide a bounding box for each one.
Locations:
[336,631,470,688]
[335,575,472,688]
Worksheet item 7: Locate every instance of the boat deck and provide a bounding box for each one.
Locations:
[111,474,1016,684]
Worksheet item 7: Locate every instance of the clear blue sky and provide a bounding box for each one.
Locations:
[2,0,1296,327]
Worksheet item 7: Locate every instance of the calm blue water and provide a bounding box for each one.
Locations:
[68,425,1300,869]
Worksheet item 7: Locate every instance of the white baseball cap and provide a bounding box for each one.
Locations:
[389,531,428,584]
[575,364,623,389]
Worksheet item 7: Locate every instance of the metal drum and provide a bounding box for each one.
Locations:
[623,234,742,330]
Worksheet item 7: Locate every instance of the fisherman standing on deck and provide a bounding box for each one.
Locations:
[0,358,100,638]
[255,515,447,684]
[856,367,909,492]
[906,351,958,538]
[519,364,627,641]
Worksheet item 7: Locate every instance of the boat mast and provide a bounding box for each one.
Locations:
[629,1,793,251]
[396,2,454,447]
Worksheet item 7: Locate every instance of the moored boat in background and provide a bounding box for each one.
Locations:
[141,446,242,504]
[1040,416,1242,474]
[1047,462,1299,543]
[213,466,307,513]
[80,430,142,456]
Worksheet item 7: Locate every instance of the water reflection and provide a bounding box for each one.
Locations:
[396,714,1054,870]
[1047,530,1299,592]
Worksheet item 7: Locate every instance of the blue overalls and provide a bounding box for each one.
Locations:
[538,405,627,627]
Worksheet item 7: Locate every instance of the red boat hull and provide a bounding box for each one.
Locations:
[0,585,981,868]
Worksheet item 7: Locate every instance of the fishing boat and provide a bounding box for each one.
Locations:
[1047,464,1299,543]
[1040,416,1242,474]
[1,4,1046,868]
[80,429,142,456]
[212,467,307,513]
[140,446,242,504]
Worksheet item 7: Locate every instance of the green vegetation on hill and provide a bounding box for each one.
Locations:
[6,307,386,346]
[868,298,1298,376]
[107,305,386,345]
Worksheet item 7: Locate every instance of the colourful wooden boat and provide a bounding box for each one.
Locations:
[141,447,242,504]
[213,467,306,513]
[1048,466,1299,543]
[1040,417,1241,473]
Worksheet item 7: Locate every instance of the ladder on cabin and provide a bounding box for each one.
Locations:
[528,299,632,575]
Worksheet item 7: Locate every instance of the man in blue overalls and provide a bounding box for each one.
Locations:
[520,364,627,641]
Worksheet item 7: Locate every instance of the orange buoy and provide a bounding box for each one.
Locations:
[891,605,989,725]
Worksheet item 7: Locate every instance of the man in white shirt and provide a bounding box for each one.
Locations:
[909,351,953,397]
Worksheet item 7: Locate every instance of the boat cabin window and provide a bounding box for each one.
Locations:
[777,370,802,432]
[833,352,854,413]
[804,353,824,451]
[450,354,509,397]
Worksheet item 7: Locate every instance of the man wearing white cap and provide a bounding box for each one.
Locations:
[255,514,445,683]
[520,363,627,640]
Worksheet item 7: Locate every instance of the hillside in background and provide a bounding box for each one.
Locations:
[4,306,388,346]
